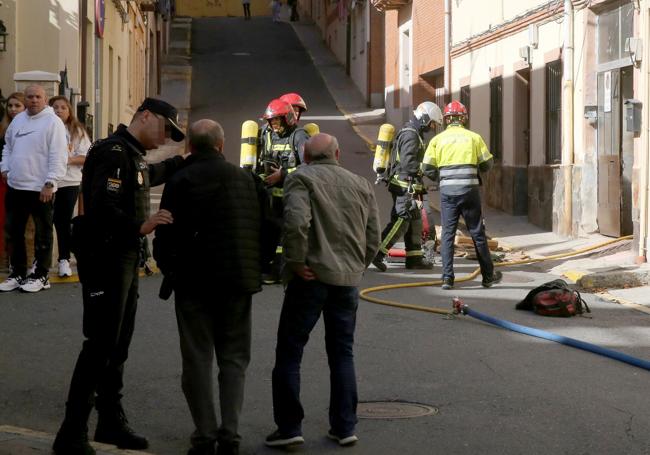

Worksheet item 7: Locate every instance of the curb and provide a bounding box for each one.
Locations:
[596,292,650,315]
[577,269,650,290]
[0,425,156,455]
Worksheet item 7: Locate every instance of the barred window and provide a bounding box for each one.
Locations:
[546,60,562,164]
[490,76,502,161]
[460,85,470,129]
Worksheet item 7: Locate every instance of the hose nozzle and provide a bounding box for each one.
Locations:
[452,297,468,315]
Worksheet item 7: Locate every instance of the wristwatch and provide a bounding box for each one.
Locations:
[44,181,55,189]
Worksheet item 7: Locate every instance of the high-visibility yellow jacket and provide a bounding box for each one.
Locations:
[421,125,493,195]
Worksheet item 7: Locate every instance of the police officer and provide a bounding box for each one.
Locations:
[421,100,502,290]
[257,98,309,284]
[53,98,186,455]
[372,101,442,272]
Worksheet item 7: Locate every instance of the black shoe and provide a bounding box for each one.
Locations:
[94,404,149,450]
[188,441,216,455]
[53,427,96,455]
[265,429,304,447]
[482,270,503,288]
[372,254,387,272]
[441,277,454,290]
[262,273,281,285]
[327,430,359,446]
[216,441,239,455]
[405,257,433,270]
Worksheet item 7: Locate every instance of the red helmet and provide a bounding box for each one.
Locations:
[279,92,307,112]
[443,101,468,117]
[262,99,297,126]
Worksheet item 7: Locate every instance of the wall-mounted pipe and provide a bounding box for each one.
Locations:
[561,0,575,236]
[444,0,451,102]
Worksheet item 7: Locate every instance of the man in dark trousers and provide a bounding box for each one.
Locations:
[421,100,502,290]
[53,98,186,455]
[154,119,272,455]
[265,133,380,448]
[372,101,442,272]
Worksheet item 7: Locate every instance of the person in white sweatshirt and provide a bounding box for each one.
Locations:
[0,84,67,293]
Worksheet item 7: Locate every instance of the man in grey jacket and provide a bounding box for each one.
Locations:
[265,133,380,449]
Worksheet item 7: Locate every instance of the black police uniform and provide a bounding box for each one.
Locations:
[59,124,184,448]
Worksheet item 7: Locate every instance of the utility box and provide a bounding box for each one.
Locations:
[13,71,60,96]
[624,99,642,133]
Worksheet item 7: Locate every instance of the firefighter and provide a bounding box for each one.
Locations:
[421,100,502,290]
[258,98,310,283]
[372,101,443,272]
[279,92,307,122]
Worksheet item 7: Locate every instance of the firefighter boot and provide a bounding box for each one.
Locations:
[405,256,433,270]
[53,403,96,455]
[94,402,149,450]
[372,252,387,272]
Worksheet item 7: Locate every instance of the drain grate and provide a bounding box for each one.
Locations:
[357,401,438,419]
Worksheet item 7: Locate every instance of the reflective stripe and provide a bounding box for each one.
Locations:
[272,187,284,197]
[439,167,477,177]
[379,217,404,253]
[275,246,283,254]
[389,176,424,191]
[440,178,479,186]
[405,250,423,257]
[287,167,297,173]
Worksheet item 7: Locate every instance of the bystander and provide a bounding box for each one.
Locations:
[265,133,380,448]
[0,85,67,293]
[154,119,272,455]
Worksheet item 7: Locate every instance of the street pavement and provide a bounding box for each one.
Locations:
[2,14,650,455]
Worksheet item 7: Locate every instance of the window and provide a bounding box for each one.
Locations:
[545,60,562,164]
[460,85,470,129]
[490,76,502,160]
[598,3,634,66]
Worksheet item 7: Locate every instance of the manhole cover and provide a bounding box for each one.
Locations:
[357,401,438,419]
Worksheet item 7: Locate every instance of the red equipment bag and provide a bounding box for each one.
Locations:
[516,279,591,317]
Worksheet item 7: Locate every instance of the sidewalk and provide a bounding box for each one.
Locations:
[289,19,650,304]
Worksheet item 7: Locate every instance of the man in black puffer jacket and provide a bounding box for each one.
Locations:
[153,119,273,455]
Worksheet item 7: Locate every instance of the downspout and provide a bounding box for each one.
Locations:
[444,0,451,102]
[638,0,650,262]
[561,0,574,236]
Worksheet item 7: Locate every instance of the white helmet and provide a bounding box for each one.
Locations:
[413,101,443,129]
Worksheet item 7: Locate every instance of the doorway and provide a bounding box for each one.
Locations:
[597,66,633,237]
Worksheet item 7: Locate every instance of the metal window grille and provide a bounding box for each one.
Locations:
[460,85,470,129]
[545,60,562,164]
[490,76,502,160]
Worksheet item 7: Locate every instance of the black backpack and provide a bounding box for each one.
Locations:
[516,279,591,317]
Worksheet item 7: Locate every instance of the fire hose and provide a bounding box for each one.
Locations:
[360,235,650,372]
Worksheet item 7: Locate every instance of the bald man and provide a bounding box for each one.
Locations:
[0,84,67,293]
[266,133,380,448]
[154,119,271,455]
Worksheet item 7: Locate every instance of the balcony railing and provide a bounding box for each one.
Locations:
[370,0,411,11]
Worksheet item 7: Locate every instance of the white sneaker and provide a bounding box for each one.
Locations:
[20,275,51,293]
[58,259,72,277]
[0,275,24,292]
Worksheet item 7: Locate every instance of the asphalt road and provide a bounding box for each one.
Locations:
[1,16,650,455]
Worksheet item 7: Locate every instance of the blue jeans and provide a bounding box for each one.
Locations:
[272,279,359,437]
[440,187,493,281]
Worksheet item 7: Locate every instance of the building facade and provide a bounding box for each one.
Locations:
[0,0,172,140]
[374,0,445,126]
[299,0,385,108]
